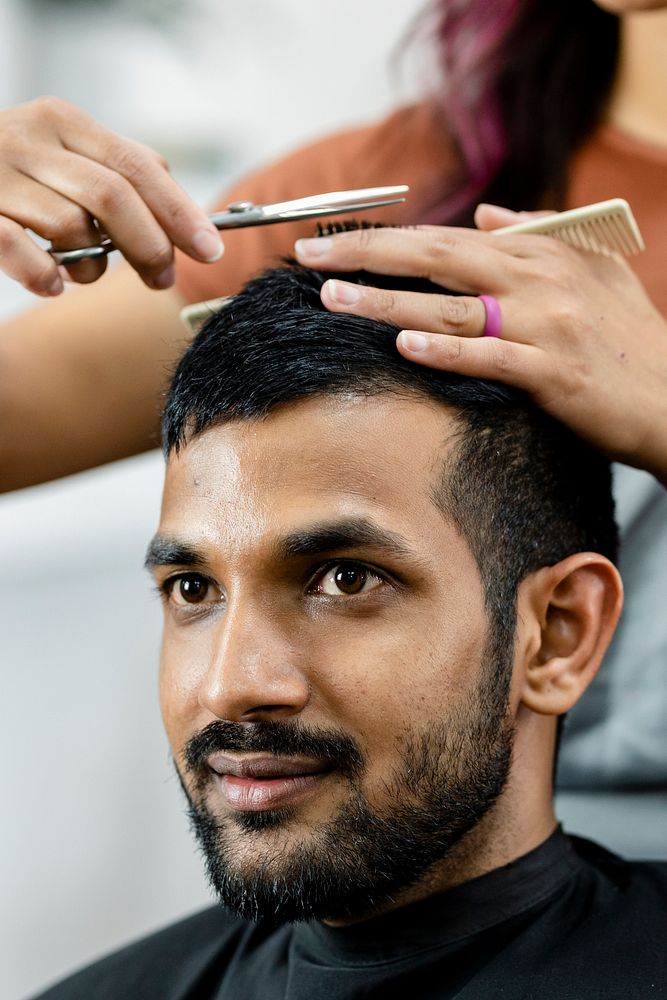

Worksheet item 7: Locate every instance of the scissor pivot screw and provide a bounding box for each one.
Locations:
[227,201,255,213]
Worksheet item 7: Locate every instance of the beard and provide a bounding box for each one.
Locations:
[179,640,514,924]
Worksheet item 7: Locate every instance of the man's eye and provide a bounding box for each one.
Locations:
[312,562,384,597]
[166,573,218,606]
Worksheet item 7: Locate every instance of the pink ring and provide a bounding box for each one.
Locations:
[479,295,503,338]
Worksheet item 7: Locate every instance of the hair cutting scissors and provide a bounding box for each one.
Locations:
[48,185,409,266]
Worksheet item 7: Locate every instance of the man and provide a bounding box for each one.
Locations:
[34,264,666,999]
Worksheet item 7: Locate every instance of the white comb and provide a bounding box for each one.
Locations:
[180,296,232,335]
[492,198,644,257]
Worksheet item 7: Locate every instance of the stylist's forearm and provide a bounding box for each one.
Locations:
[0,268,187,492]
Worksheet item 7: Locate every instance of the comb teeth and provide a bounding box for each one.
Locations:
[491,198,644,257]
[544,212,641,257]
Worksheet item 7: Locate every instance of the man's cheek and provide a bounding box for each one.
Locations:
[158,639,208,743]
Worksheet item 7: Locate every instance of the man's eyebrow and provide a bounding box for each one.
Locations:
[144,536,209,571]
[275,517,415,561]
[145,519,417,571]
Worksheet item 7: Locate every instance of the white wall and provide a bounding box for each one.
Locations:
[0,2,421,996]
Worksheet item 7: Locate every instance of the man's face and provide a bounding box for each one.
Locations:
[150,394,514,922]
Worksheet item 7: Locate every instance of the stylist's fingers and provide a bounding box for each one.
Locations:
[0,171,107,285]
[474,203,557,232]
[295,225,511,294]
[321,280,489,338]
[33,150,179,287]
[0,216,65,296]
[49,99,223,262]
[396,329,544,393]
[0,97,223,292]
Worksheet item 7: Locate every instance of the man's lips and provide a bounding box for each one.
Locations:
[208,753,331,780]
[207,754,333,812]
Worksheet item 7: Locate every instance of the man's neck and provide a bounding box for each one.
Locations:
[607,8,667,149]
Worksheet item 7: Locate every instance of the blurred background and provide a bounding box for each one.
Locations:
[0,1,423,996]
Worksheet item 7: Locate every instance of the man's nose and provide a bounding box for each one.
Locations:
[198,599,310,723]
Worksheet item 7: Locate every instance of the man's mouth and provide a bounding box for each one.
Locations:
[207,753,333,812]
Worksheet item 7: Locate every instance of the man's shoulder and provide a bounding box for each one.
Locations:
[30,905,248,1000]
[525,837,667,993]
[571,834,667,890]
[458,838,667,998]
[568,834,667,926]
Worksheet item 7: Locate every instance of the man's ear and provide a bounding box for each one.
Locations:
[516,553,623,716]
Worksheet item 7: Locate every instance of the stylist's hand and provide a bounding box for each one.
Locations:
[294,210,667,484]
[0,97,223,296]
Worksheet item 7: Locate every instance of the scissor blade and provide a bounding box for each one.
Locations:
[263,185,409,217]
[209,186,405,229]
[276,197,406,221]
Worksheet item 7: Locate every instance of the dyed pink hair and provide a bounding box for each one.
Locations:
[427,0,522,221]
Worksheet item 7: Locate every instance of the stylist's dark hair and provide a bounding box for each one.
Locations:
[163,263,618,660]
[426,0,619,222]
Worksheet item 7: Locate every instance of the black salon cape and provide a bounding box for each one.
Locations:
[31,830,667,1000]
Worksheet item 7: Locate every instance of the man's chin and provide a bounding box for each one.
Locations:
[188,809,348,922]
[188,797,331,875]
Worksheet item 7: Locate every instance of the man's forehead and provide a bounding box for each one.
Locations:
[160,394,461,523]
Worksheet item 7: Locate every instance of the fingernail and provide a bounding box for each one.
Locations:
[151,263,176,289]
[295,237,332,259]
[399,331,428,353]
[327,279,361,305]
[47,275,64,296]
[192,229,224,262]
[477,203,520,222]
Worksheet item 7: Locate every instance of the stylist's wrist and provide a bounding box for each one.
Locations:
[636,327,667,487]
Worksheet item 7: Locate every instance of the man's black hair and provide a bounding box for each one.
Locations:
[163,263,617,678]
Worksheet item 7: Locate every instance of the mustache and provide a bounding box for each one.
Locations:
[183,719,365,779]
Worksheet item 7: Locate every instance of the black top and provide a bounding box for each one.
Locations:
[31,830,667,1000]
